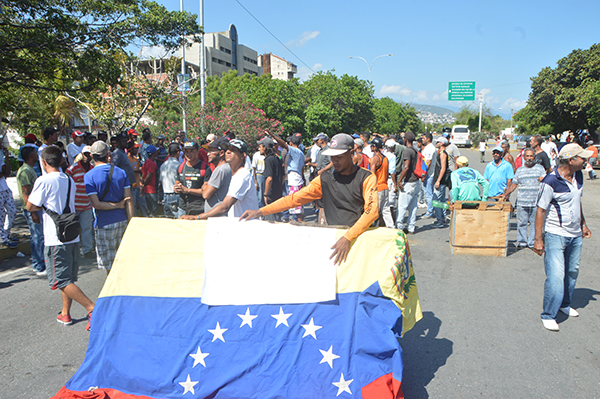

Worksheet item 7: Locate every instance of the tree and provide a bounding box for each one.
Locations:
[371,97,422,135]
[0,0,202,92]
[524,43,600,134]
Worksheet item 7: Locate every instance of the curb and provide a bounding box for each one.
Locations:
[0,241,31,261]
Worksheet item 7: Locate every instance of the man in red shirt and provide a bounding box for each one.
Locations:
[585,141,598,180]
[65,145,95,258]
[140,145,159,217]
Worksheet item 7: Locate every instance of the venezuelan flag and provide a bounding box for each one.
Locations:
[53,218,422,399]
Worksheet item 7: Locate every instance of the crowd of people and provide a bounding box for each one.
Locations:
[0,126,595,332]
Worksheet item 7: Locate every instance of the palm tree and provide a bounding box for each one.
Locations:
[53,94,82,143]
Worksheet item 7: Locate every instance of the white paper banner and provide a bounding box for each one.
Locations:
[202,217,338,306]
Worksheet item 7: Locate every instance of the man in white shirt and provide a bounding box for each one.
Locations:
[27,145,95,330]
[540,135,558,169]
[189,139,258,220]
[360,132,374,158]
[67,130,85,165]
[252,144,266,206]
[421,133,437,217]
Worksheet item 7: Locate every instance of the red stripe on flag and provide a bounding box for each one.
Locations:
[361,372,403,399]
[52,386,155,399]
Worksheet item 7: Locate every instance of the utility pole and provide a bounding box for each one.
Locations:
[477,92,485,133]
[199,0,205,135]
[180,0,187,136]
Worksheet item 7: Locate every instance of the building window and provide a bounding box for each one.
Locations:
[212,57,217,63]
[226,62,231,67]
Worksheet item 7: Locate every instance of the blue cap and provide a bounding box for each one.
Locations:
[146,145,158,155]
[492,145,503,153]
[352,133,360,138]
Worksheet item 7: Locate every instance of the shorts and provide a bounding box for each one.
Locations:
[45,243,80,290]
[95,220,128,270]
[288,184,304,215]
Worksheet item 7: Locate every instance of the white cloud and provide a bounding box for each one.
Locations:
[480,88,492,96]
[296,63,324,81]
[136,45,174,59]
[286,31,320,47]
[502,98,527,110]
[380,84,412,97]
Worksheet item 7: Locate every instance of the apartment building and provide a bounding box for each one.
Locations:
[258,53,297,81]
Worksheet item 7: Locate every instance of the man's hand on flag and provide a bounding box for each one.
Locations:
[330,237,351,266]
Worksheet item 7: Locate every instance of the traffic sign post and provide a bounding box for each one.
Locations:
[448,81,475,101]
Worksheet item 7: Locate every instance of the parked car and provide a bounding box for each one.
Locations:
[451,125,471,147]
[517,135,533,149]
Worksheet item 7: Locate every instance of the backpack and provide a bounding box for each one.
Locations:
[43,176,81,243]
[413,149,428,179]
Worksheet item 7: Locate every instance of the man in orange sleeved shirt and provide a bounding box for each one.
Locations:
[240,133,378,266]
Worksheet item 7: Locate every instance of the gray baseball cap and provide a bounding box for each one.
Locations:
[90,141,110,157]
[322,133,354,156]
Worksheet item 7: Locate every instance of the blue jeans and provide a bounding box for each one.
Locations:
[163,193,179,218]
[396,180,421,231]
[23,210,45,272]
[256,174,265,208]
[140,193,158,217]
[131,187,141,216]
[424,175,434,215]
[516,205,536,246]
[432,184,447,223]
[78,208,94,255]
[541,233,582,320]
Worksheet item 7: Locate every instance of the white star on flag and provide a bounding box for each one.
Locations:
[179,374,198,395]
[271,306,292,328]
[208,322,228,342]
[319,345,340,368]
[333,373,353,396]
[189,346,209,368]
[238,307,258,328]
[301,317,322,339]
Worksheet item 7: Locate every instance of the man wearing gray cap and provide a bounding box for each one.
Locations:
[84,141,134,274]
[534,143,592,331]
[240,133,379,266]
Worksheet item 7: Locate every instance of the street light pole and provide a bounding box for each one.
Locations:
[180,0,187,136]
[477,92,484,134]
[348,53,393,81]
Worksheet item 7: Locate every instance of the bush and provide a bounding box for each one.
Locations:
[470,131,488,148]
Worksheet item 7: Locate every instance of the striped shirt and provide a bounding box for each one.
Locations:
[513,164,545,206]
[66,161,93,212]
[536,169,583,238]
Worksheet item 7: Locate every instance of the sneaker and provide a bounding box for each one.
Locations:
[57,312,73,325]
[86,311,92,331]
[36,270,47,277]
[1,240,18,249]
[417,203,427,209]
[433,221,447,228]
[424,213,435,218]
[559,307,579,317]
[541,318,559,331]
[516,242,527,248]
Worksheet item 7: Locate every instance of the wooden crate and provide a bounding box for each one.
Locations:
[449,201,511,257]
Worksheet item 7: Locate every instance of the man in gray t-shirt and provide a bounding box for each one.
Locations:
[204,139,232,212]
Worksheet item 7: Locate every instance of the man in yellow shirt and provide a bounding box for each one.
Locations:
[241,133,378,265]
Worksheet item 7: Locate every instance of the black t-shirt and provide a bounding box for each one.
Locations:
[177,160,212,215]
[263,154,284,201]
[321,167,372,227]
[401,147,419,183]
[535,151,551,171]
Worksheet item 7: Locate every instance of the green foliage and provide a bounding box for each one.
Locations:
[469,131,487,147]
[0,0,202,92]
[523,43,600,134]
[372,97,422,135]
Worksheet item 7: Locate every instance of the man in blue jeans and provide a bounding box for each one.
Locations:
[534,143,593,332]
[16,146,46,275]
[395,132,421,233]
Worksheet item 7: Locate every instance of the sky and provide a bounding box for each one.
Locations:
[146,0,600,118]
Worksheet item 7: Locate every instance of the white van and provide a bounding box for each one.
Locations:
[451,125,471,147]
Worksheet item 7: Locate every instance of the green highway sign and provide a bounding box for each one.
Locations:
[448,81,475,101]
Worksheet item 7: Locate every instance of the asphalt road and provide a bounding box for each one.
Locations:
[1,145,599,399]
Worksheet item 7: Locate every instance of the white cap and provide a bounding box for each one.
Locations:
[385,139,397,148]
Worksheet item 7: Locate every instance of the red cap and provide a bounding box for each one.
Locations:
[128,128,138,136]
[72,130,85,139]
[24,133,37,141]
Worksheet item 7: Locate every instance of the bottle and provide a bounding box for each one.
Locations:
[432,200,450,210]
